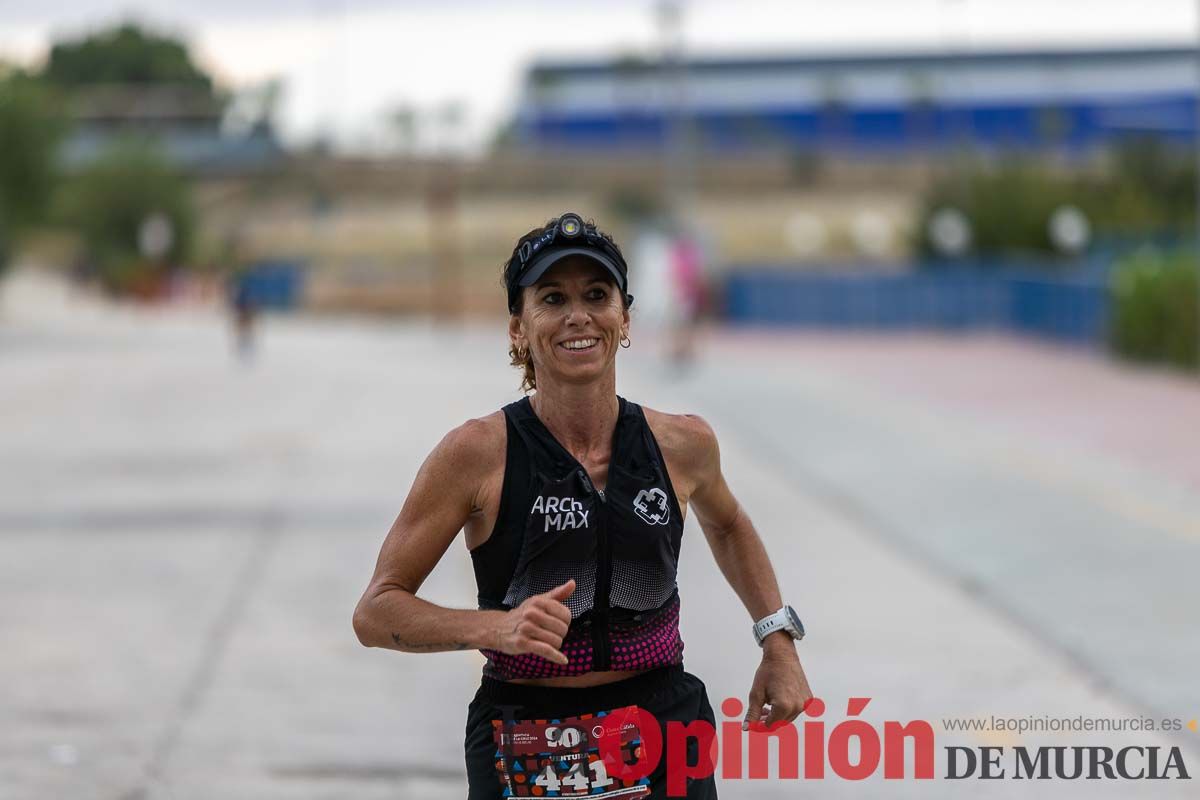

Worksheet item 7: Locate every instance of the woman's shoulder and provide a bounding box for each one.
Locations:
[429,410,507,475]
[639,404,719,464]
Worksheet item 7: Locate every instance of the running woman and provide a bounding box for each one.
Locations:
[353,213,813,799]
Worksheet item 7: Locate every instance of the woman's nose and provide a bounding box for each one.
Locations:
[564,301,589,325]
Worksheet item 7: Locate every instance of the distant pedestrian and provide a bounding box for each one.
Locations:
[228,270,257,361]
[666,232,705,370]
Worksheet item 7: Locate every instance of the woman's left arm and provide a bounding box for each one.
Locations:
[675,413,814,730]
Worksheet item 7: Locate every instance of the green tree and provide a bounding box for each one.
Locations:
[916,160,1075,261]
[915,144,1197,263]
[1087,137,1196,234]
[0,70,66,271]
[61,140,195,294]
[42,23,216,97]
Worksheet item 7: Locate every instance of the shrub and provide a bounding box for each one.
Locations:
[914,141,1195,264]
[60,139,195,295]
[1108,250,1198,370]
[915,160,1076,261]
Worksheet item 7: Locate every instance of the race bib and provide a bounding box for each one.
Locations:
[490,705,652,798]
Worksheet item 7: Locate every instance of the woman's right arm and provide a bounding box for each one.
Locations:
[352,417,574,664]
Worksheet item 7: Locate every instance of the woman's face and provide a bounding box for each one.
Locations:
[509,256,630,387]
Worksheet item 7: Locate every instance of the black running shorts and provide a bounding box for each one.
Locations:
[465,665,719,799]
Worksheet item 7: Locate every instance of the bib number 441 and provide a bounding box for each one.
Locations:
[534,761,614,792]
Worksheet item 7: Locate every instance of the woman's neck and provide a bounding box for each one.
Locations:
[529,373,619,459]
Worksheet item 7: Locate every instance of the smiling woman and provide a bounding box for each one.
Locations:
[503,215,633,394]
[353,213,813,799]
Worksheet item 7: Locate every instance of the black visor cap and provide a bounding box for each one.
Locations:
[508,247,630,312]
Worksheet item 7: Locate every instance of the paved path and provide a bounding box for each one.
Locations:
[2,269,1197,799]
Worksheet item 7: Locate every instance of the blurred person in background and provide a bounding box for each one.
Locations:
[226,266,258,362]
[628,220,708,374]
[353,212,812,799]
[665,225,706,371]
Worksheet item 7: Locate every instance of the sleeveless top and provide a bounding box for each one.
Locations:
[470,395,686,680]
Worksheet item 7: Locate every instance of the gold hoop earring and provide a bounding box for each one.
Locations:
[620,334,631,349]
[515,344,529,360]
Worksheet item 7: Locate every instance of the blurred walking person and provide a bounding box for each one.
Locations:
[665,229,705,370]
[227,267,258,362]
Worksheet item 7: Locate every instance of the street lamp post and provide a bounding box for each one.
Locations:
[658,0,691,220]
[1195,0,1200,369]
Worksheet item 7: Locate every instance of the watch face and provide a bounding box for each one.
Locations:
[786,606,805,639]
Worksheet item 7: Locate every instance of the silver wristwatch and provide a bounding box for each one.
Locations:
[752,605,806,646]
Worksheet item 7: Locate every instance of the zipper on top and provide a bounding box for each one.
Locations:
[521,396,623,672]
[576,468,612,669]
[578,467,606,501]
[589,474,612,670]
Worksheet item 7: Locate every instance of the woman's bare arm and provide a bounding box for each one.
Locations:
[678,415,787,631]
[353,418,503,651]
[672,413,814,727]
[352,416,574,665]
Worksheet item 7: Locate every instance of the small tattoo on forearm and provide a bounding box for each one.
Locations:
[390,632,470,651]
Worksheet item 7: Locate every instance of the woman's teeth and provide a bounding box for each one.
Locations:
[563,338,597,350]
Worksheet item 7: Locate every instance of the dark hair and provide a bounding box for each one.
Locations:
[502,218,628,393]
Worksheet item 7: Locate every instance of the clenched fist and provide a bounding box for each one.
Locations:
[495,579,575,665]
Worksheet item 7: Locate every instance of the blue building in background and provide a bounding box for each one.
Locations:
[514,46,1197,155]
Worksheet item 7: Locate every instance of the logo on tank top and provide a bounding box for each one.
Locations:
[530,495,590,533]
[633,487,670,525]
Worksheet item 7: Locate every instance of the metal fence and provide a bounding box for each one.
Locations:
[235,259,307,311]
[723,267,1110,345]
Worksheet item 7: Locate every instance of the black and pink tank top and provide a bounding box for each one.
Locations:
[470,395,686,680]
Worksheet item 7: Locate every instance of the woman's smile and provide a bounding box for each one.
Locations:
[559,336,600,353]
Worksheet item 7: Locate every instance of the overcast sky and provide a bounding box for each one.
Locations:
[0,0,1195,153]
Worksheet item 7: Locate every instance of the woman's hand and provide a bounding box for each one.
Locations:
[743,635,814,730]
[495,579,576,665]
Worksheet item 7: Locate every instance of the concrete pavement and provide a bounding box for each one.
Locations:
[2,268,1197,799]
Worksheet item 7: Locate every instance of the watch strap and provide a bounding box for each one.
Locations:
[752,608,791,645]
